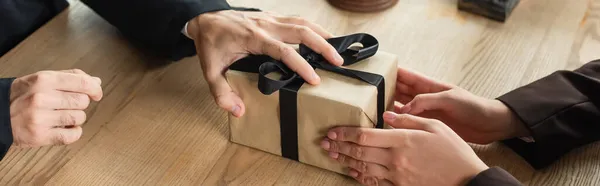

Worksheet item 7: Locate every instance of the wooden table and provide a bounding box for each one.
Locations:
[0,0,598,185]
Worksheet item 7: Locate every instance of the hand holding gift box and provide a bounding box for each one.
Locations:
[225,33,397,175]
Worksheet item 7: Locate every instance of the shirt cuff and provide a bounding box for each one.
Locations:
[182,22,191,39]
[466,167,522,186]
[0,78,15,161]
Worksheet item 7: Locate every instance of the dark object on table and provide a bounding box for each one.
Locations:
[458,0,520,22]
[327,0,399,12]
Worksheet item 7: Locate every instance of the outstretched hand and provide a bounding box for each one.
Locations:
[394,68,529,144]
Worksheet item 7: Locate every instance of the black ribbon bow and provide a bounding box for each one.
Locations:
[229,33,385,161]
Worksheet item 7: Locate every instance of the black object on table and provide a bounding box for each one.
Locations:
[458,0,520,22]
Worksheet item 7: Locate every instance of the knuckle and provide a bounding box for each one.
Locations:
[351,146,363,159]
[395,114,409,124]
[60,112,77,126]
[337,154,347,164]
[337,128,347,140]
[356,129,368,145]
[79,77,91,91]
[278,45,295,56]
[358,161,368,172]
[33,71,53,84]
[69,93,90,108]
[328,141,338,152]
[293,26,311,37]
[264,11,281,17]
[248,28,266,41]
[290,17,308,25]
[28,93,46,108]
[254,18,272,28]
[278,45,296,61]
[439,91,453,100]
[72,69,85,74]
[426,118,444,131]
[214,96,228,109]
[413,94,425,102]
[56,133,67,145]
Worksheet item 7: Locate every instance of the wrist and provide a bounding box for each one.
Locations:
[460,162,489,186]
[186,10,230,40]
[489,100,530,139]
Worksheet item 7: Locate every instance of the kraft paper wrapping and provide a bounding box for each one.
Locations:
[226,51,397,175]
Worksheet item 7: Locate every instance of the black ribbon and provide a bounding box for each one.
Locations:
[229,33,385,161]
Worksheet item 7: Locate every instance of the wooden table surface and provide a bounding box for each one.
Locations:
[0,0,599,185]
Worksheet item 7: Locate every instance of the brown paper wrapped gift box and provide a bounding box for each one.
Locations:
[225,34,397,175]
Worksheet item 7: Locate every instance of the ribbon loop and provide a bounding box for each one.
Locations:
[258,62,298,95]
[229,33,382,97]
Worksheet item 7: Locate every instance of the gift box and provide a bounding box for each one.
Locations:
[225,33,397,175]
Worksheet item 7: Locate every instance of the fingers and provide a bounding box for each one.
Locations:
[321,139,391,165]
[51,126,83,145]
[30,91,90,110]
[275,16,334,38]
[327,127,397,148]
[350,170,394,186]
[398,92,447,115]
[334,153,389,180]
[383,112,438,132]
[259,37,321,84]
[61,69,102,85]
[35,71,103,101]
[394,92,413,105]
[272,22,343,66]
[52,110,87,127]
[396,67,452,96]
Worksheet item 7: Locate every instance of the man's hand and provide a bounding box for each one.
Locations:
[394,68,529,144]
[321,112,489,186]
[186,10,343,117]
[9,69,102,147]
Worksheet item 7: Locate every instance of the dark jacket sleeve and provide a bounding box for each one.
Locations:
[466,167,522,186]
[80,0,232,61]
[0,78,15,160]
[497,59,600,169]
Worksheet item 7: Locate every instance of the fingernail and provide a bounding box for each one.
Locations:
[93,77,101,85]
[320,140,330,150]
[383,112,397,122]
[327,131,337,140]
[349,171,359,178]
[232,105,241,116]
[328,151,339,159]
[334,54,344,64]
[312,72,321,82]
[401,105,412,113]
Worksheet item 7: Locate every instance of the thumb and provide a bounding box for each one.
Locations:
[207,73,246,117]
[383,112,431,131]
[397,91,449,115]
[52,126,83,145]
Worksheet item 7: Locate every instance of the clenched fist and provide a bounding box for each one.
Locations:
[9,69,102,147]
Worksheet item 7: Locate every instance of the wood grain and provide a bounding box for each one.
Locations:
[0,0,598,185]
